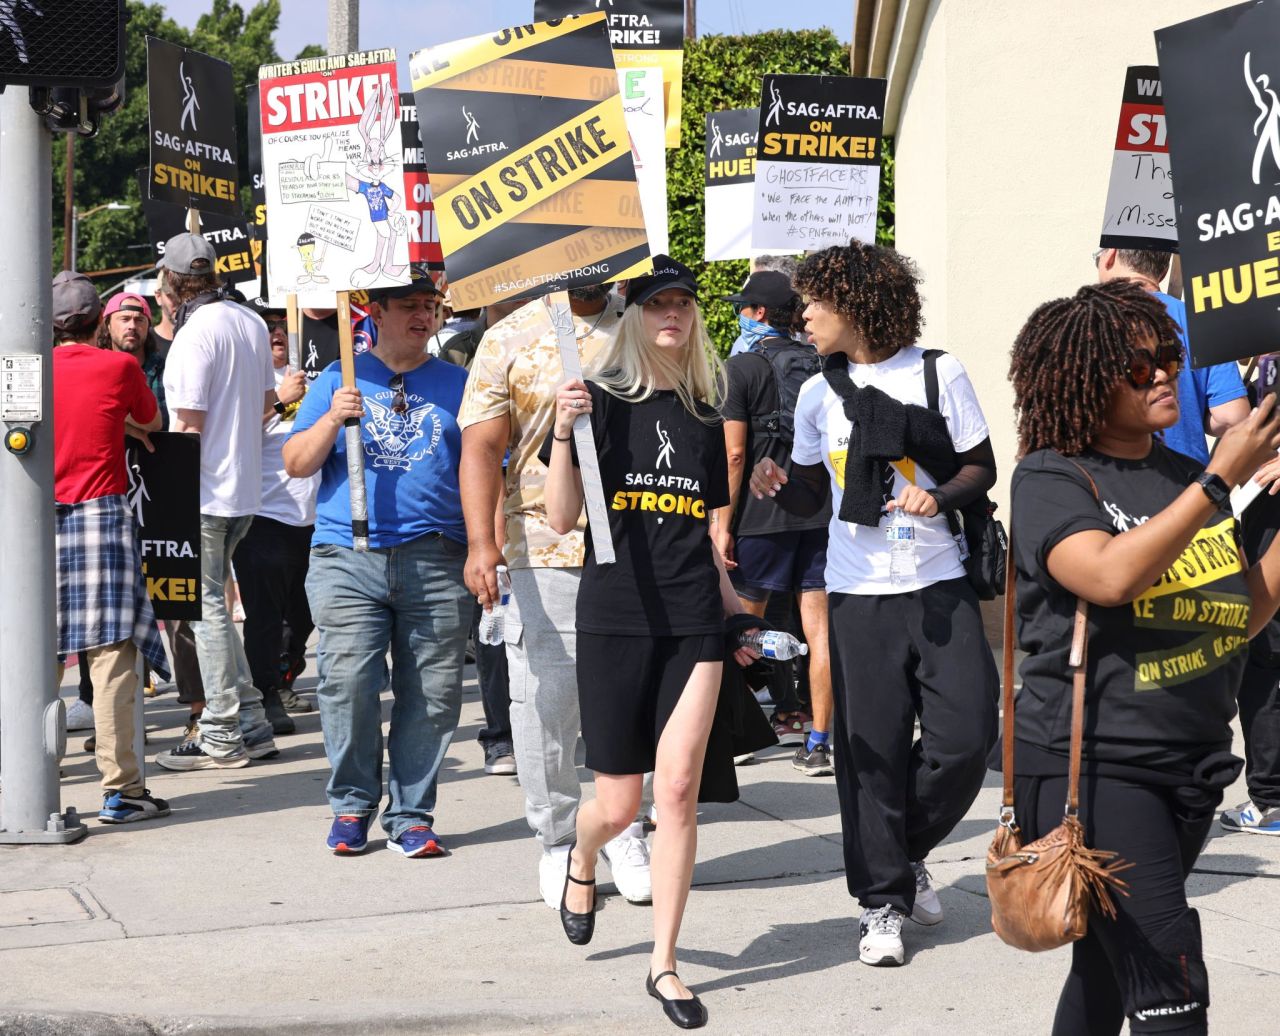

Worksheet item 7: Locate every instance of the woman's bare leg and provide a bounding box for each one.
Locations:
[565,772,643,914]
[649,660,722,999]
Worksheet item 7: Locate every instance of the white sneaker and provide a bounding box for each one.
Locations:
[65,699,95,731]
[601,822,653,904]
[538,844,572,909]
[909,861,943,926]
[858,905,905,966]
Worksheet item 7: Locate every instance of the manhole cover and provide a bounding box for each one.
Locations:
[0,887,93,927]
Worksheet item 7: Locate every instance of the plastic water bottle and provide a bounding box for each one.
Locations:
[737,629,809,660]
[887,508,917,587]
[477,566,511,646]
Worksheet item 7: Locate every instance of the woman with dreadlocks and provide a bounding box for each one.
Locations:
[748,240,999,968]
[1006,280,1280,1036]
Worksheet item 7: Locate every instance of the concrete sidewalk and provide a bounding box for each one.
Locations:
[1,660,1277,1035]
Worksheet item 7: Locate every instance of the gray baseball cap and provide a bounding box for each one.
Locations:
[158,233,217,274]
[51,270,102,332]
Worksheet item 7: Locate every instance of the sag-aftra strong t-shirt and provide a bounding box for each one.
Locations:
[541,383,729,636]
[1011,445,1248,780]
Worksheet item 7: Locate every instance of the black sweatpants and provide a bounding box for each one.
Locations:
[828,578,998,914]
[1014,773,1214,1036]
[1236,657,1280,810]
[234,516,315,694]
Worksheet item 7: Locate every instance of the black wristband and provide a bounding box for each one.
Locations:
[272,399,287,415]
[553,432,573,442]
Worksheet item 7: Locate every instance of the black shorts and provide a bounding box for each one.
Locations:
[733,528,827,601]
[576,631,725,775]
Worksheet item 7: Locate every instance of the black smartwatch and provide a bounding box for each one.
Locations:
[272,399,287,416]
[1195,472,1231,509]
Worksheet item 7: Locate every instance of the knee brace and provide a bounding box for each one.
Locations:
[1126,908,1209,1035]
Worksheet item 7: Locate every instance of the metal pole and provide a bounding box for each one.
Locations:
[328,0,359,54]
[0,93,85,844]
[62,135,74,271]
[69,206,77,273]
[685,0,696,40]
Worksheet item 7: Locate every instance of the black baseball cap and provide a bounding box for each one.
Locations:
[624,255,698,308]
[369,263,443,304]
[722,271,798,310]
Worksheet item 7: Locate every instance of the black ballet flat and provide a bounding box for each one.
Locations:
[646,970,708,1029]
[559,844,596,946]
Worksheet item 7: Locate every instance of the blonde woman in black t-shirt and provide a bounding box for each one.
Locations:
[543,257,756,1031]
[1008,280,1280,1036]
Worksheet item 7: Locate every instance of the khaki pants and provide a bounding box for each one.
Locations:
[59,639,142,796]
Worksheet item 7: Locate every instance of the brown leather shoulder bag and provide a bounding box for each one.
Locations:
[986,517,1133,952]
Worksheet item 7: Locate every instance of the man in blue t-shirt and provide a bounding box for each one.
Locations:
[284,271,470,859]
[1096,248,1249,464]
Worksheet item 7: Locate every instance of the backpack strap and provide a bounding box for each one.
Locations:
[919,348,964,540]
[922,348,944,414]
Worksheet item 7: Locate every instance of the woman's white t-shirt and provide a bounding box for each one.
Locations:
[791,345,990,595]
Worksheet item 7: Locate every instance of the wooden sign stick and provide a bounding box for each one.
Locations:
[545,291,615,564]
[285,293,301,371]
[186,208,200,235]
[336,291,370,552]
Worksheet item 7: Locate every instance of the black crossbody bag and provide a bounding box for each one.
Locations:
[921,349,1007,600]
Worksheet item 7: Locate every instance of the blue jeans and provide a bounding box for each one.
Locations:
[306,532,470,838]
[194,514,273,757]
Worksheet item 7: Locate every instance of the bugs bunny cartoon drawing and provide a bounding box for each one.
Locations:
[346,81,408,288]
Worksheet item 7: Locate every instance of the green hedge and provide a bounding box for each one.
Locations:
[668,30,896,354]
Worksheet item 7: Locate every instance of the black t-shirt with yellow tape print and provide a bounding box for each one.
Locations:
[540,381,730,636]
[1009,444,1247,782]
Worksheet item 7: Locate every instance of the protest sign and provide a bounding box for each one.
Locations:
[126,432,201,621]
[258,49,412,302]
[147,38,241,217]
[1099,66,1176,251]
[619,67,668,254]
[410,15,653,309]
[535,0,686,147]
[751,74,887,253]
[137,169,257,285]
[1159,1,1280,366]
[399,92,446,273]
[705,107,765,261]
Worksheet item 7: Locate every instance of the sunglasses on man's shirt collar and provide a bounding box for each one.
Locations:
[389,373,408,415]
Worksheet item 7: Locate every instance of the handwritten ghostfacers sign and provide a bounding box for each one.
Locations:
[410,15,652,309]
[751,74,887,253]
[1159,1,1280,367]
[705,107,759,261]
[1100,66,1176,252]
[147,38,241,216]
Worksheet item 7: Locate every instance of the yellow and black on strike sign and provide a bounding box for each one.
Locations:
[409,15,653,309]
[146,37,241,217]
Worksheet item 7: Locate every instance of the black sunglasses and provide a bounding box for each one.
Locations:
[265,318,288,331]
[1126,342,1182,389]
[389,373,407,415]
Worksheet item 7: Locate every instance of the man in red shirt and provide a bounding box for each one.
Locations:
[51,271,172,824]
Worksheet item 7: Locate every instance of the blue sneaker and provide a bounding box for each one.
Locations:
[327,814,372,854]
[98,789,170,824]
[388,825,446,858]
[1220,801,1280,835]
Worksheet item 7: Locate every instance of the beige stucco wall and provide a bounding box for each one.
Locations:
[891,0,1220,511]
